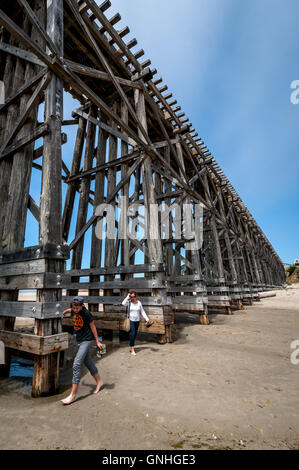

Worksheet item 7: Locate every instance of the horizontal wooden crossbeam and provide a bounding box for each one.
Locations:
[0,124,49,160]
[0,330,68,355]
[0,243,70,265]
[65,59,143,89]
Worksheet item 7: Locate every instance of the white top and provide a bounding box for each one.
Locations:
[122,295,149,322]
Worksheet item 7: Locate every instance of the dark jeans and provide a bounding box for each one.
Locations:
[129,320,140,347]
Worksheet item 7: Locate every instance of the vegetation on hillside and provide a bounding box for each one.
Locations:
[286,265,299,284]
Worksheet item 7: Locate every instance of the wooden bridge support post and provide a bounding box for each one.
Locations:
[102,102,118,342]
[134,88,168,343]
[177,142,208,324]
[120,101,130,281]
[32,0,64,397]
[63,116,87,302]
[217,189,242,310]
[203,173,231,314]
[163,146,174,278]
[62,116,87,243]
[0,30,26,376]
[0,1,46,377]
[244,224,262,290]
[89,111,107,318]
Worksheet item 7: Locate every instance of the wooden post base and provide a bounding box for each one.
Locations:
[32,352,60,398]
[226,306,233,315]
[157,333,167,344]
[112,330,120,345]
[165,324,173,343]
[199,314,209,325]
[0,317,15,378]
[157,324,175,344]
[59,350,65,369]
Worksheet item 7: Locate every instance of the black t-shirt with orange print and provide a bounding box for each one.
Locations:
[71,306,94,343]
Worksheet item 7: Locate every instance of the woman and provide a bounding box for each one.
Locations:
[122,291,152,356]
[60,296,103,405]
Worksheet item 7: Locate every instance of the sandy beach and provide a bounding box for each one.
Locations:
[0,286,298,450]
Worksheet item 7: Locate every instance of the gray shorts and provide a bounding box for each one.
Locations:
[72,340,98,384]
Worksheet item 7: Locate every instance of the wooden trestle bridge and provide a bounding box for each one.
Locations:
[0,0,285,396]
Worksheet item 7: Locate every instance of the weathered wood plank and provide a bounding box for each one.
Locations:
[167,287,207,293]
[65,59,142,89]
[28,196,40,223]
[0,300,76,319]
[0,243,69,264]
[0,272,70,290]
[89,109,107,313]
[33,0,64,398]
[0,330,68,355]
[0,68,46,113]
[165,274,202,282]
[62,296,172,306]
[62,317,166,334]
[172,305,206,312]
[0,123,49,160]
[61,279,165,289]
[0,41,44,67]
[171,296,208,305]
[0,259,47,276]
[0,72,51,155]
[62,116,87,241]
[72,108,132,143]
[71,105,97,269]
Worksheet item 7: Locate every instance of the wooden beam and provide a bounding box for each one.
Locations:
[66,148,139,183]
[0,272,70,290]
[71,105,97,269]
[0,123,49,160]
[0,330,68,355]
[61,296,171,306]
[0,72,51,155]
[72,108,133,143]
[0,9,220,213]
[28,195,40,222]
[0,41,44,67]
[16,0,59,57]
[68,152,147,251]
[67,263,164,277]
[33,0,64,398]
[0,259,47,277]
[62,116,87,241]
[65,59,142,89]
[0,68,46,113]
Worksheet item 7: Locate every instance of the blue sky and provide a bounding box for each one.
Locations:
[104,0,299,264]
[27,0,299,265]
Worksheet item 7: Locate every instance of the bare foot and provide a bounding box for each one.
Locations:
[61,394,76,405]
[93,381,103,394]
[130,350,136,356]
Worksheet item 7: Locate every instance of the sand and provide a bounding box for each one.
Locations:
[0,286,298,450]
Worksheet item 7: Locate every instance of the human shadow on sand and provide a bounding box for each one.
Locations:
[82,382,115,392]
[61,383,115,404]
[132,346,159,353]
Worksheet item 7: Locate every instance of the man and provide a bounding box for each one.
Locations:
[61,296,103,405]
